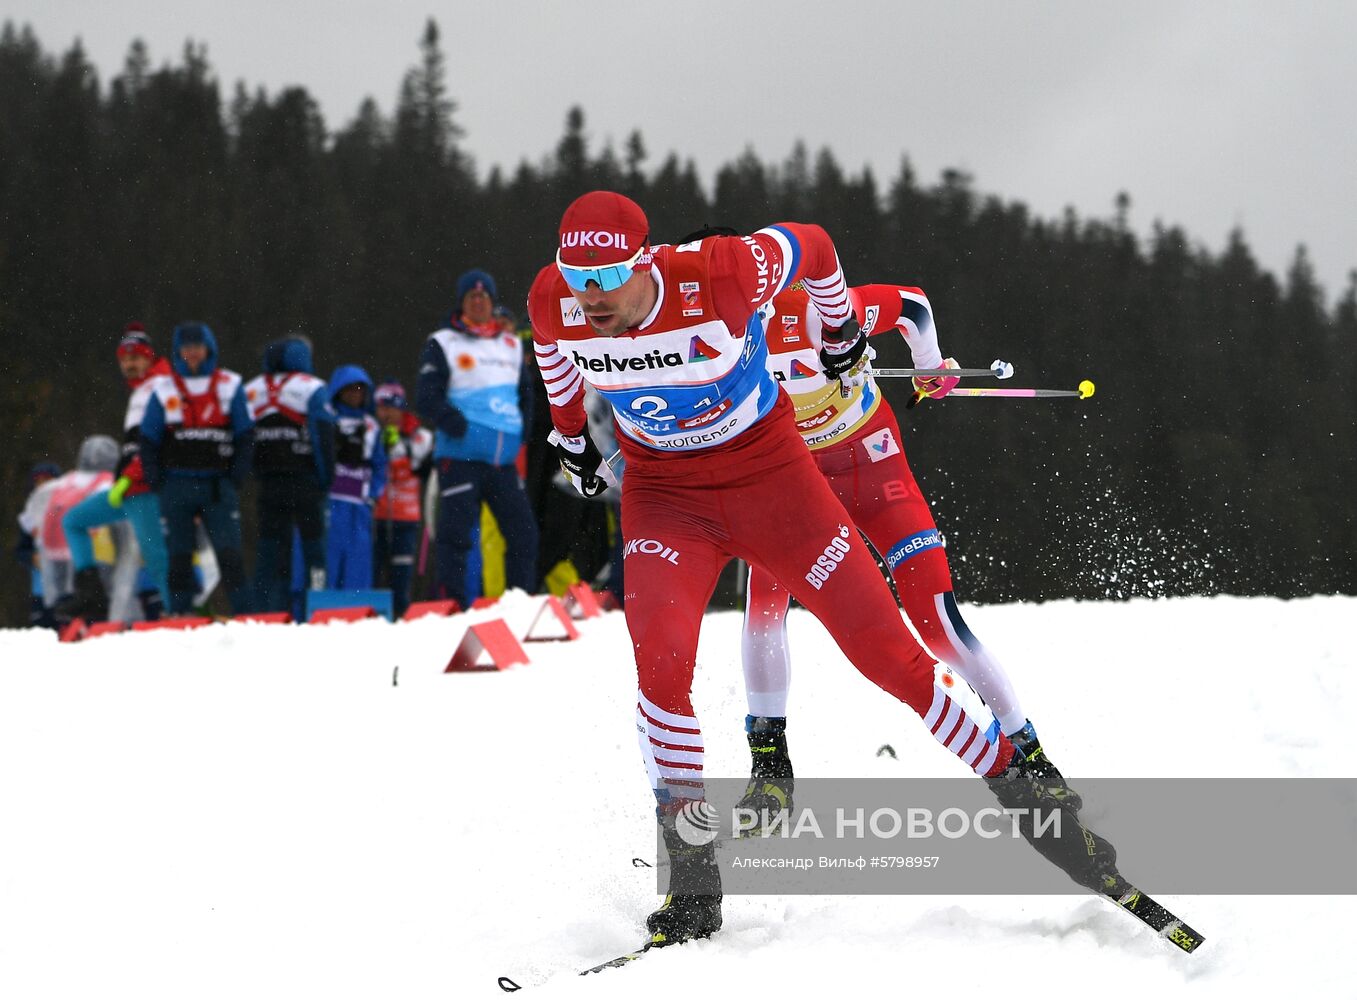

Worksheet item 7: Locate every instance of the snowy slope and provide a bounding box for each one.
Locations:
[1,594,1352,998]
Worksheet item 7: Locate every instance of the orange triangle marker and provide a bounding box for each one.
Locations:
[523,596,581,642]
[445,618,530,672]
[563,583,603,620]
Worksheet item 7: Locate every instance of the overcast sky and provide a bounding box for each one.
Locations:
[10,1,1356,300]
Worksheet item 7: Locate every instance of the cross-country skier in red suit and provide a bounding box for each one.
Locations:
[735,275,1079,827]
[527,191,1117,949]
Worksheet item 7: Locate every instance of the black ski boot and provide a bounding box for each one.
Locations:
[986,748,1118,893]
[646,809,723,946]
[1008,719,1082,812]
[734,716,794,837]
[60,567,109,623]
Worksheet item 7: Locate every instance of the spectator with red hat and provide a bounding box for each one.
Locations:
[372,379,433,617]
[415,268,539,608]
[57,323,172,621]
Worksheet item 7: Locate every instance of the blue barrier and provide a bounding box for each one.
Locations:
[306,588,394,622]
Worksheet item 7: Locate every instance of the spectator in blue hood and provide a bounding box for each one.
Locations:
[416,268,539,608]
[327,364,387,590]
[140,321,254,614]
[245,335,335,613]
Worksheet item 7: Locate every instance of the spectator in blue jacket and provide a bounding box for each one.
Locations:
[140,322,254,614]
[327,365,387,590]
[416,268,539,608]
[245,336,335,613]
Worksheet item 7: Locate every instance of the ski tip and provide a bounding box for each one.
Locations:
[1078,379,1096,399]
[579,939,658,976]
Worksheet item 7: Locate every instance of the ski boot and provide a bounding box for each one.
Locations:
[1008,719,1082,812]
[647,807,723,946]
[59,567,109,623]
[986,747,1117,892]
[734,716,794,837]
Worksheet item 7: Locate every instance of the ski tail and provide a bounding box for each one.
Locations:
[1103,879,1205,954]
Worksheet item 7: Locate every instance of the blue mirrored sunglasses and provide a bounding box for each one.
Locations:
[556,246,645,292]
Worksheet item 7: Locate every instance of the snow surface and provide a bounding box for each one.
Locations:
[1,594,1352,997]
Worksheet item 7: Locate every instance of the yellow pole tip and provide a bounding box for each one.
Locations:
[1078,379,1096,399]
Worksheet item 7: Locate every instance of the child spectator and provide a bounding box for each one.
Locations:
[372,380,434,617]
[15,461,61,627]
[327,365,387,590]
[17,436,119,618]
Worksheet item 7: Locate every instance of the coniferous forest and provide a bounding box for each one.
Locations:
[3,21,1355,626]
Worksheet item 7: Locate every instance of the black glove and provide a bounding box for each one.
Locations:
[437,404,468,439]
[550,430,617,498]
[817,317,866,379]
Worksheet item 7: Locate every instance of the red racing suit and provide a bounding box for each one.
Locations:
[529,229,1014,807]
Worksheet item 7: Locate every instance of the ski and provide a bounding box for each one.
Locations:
[1101,880,1205,954]
[496,936,663,990]
[579,939,659,976]
[542,853,1203,992]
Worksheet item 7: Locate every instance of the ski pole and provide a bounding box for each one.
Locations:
[942,380,1097,400]
[872,359,1016,380]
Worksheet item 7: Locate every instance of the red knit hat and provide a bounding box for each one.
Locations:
[558,191,649,267]
[117,322,155,360]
